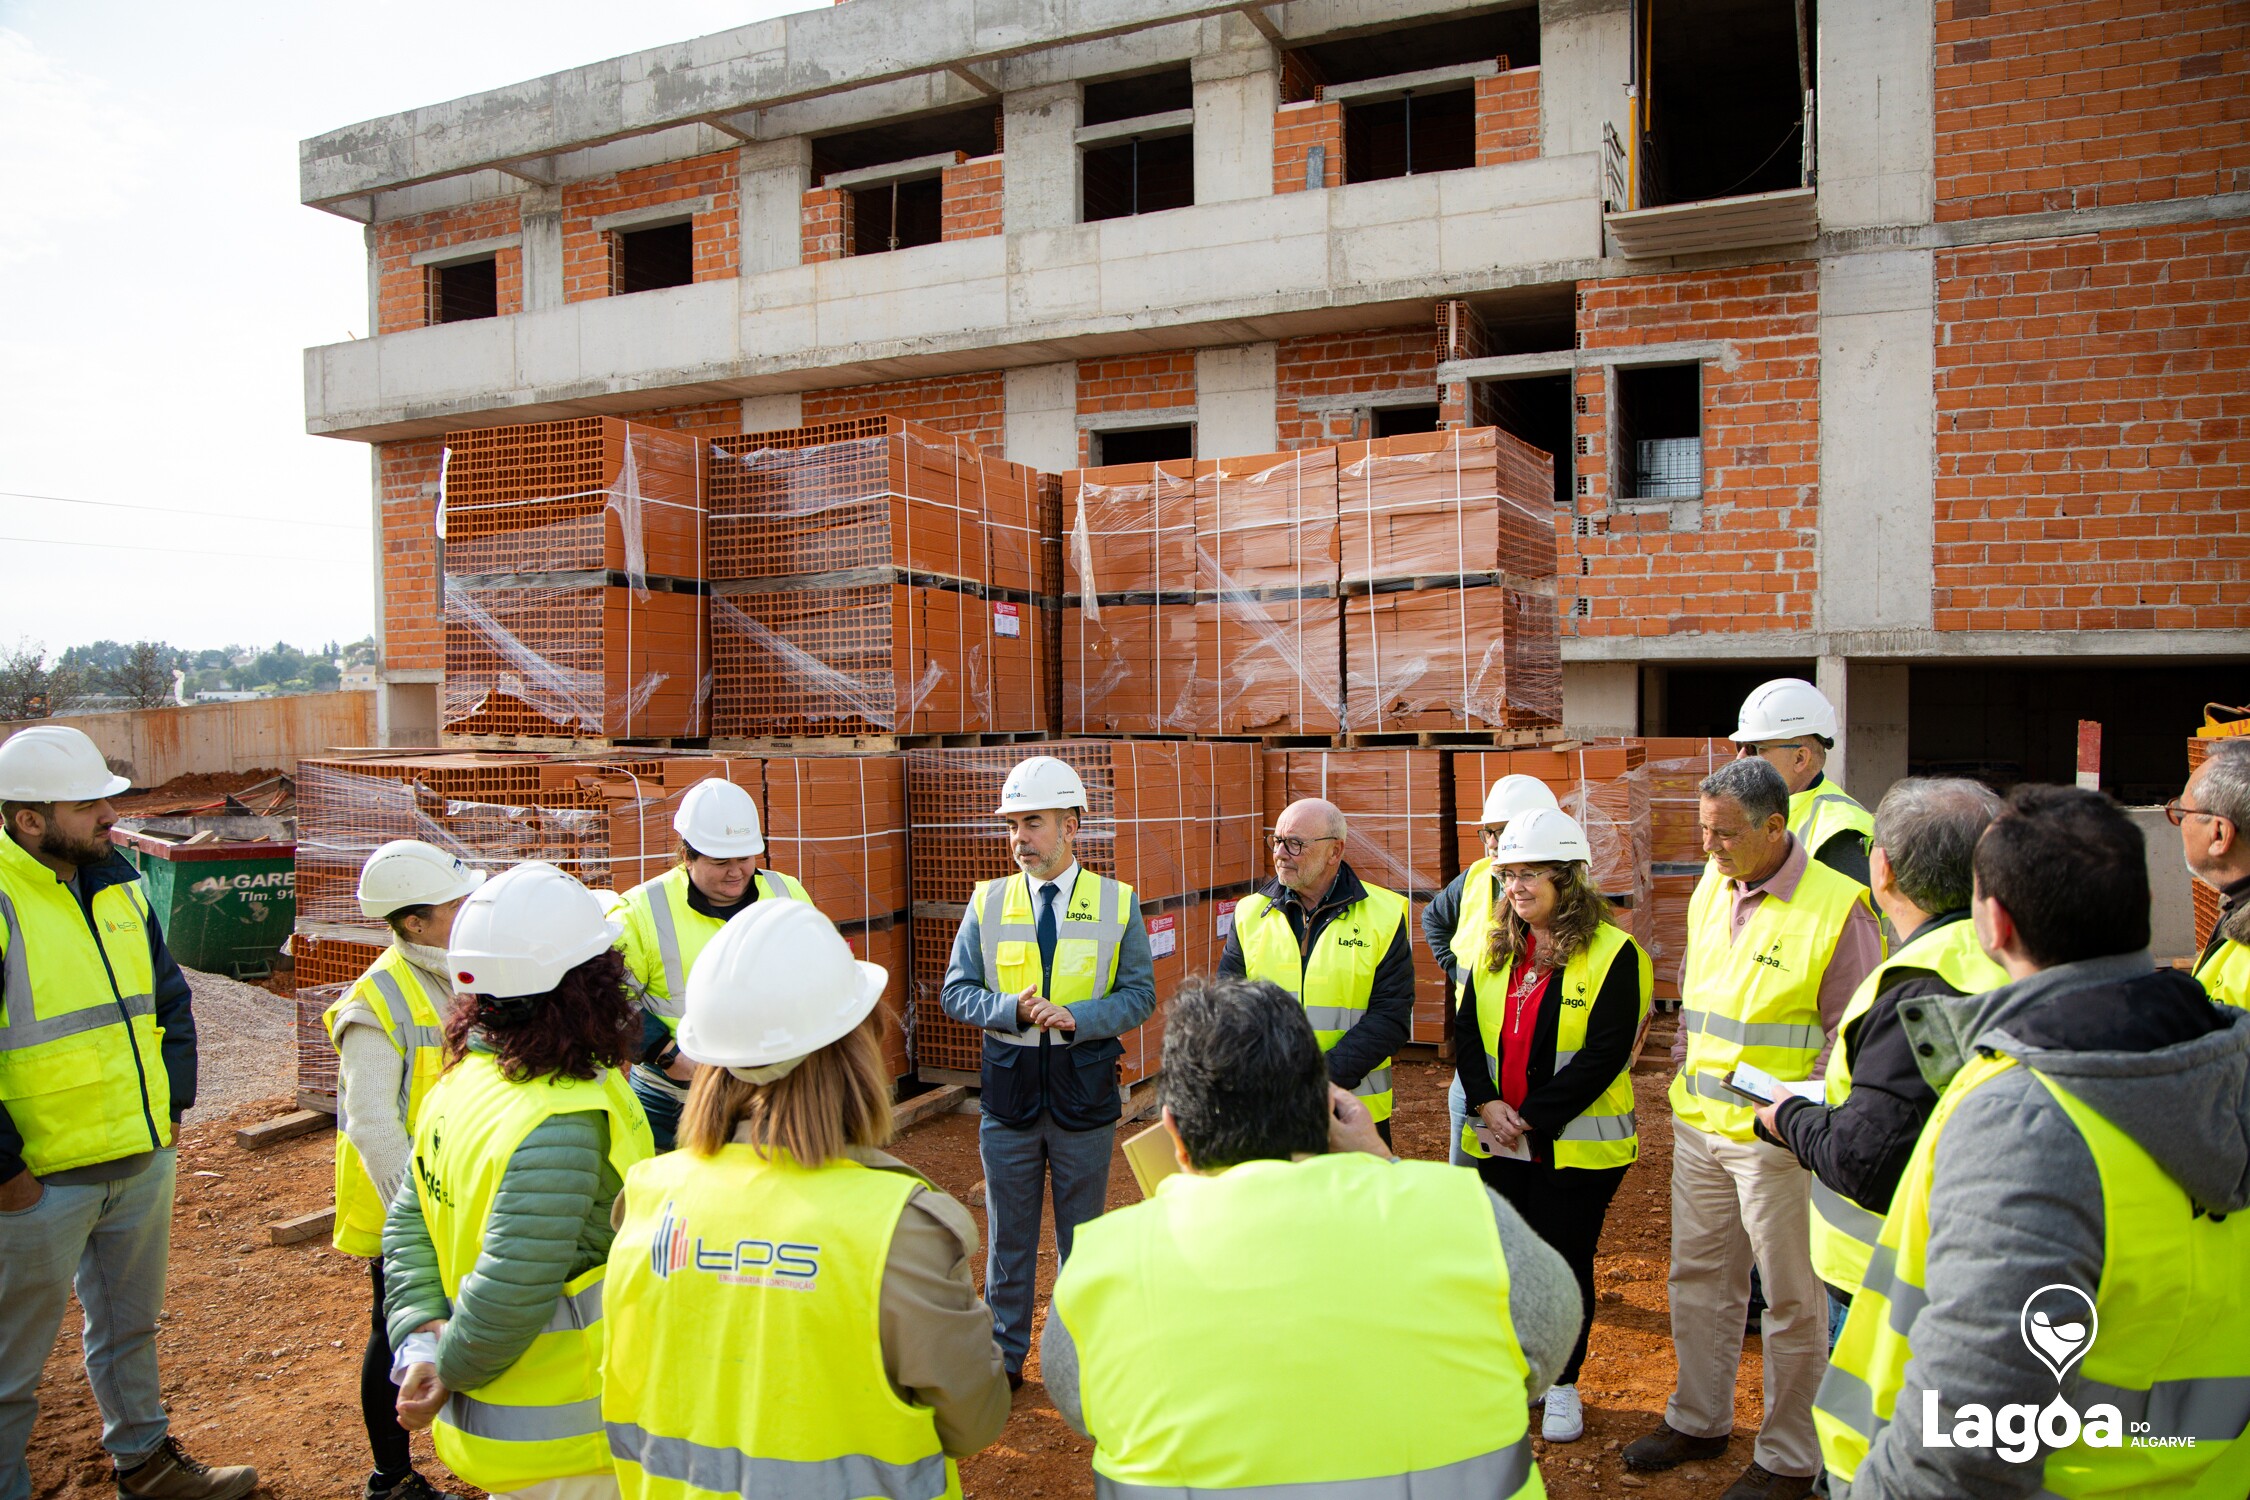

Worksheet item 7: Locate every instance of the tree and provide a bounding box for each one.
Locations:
[105,641,181,709]
[0,640,80,719]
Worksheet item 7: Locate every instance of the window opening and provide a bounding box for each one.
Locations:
[1615,363,1701,500]
[1344,87,1475,183]
[852,176,944,255]
[430,257,497,323]
[1095,425,1195,465]
[1372,404,1442,437]
[615,222,693,293]
[1083,133,1195,221]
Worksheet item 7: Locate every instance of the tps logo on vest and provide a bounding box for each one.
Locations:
[1920,1285,2126,1462]
[649,1199,821,1291]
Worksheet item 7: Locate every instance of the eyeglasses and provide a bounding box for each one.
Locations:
[1737,741,1808,759]
[1267,834,1340,858]
[2165,798,2234,829]
[1498,868,1554,888]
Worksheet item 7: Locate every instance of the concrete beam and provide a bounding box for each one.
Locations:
[1561,629,2250,663]
[1437,338,1734,383]
[408,234,522,268]
[1192,36,1278,205]
[1003,362,1079,471]
[738,392,803,433]
[1816,249,1935,632]
[1197,343,1278,456]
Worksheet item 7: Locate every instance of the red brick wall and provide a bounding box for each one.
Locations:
[802,189,853,263]
[941,156,1005,241]
[1076,353,1198,464]
[561,153,739,301]
[1274,101,1345,193]
[1474,67,1542,165]
[1935,0,2249,221]
[377,442,446,672]
[626,401,743,437]
[800,372,1008,450]
[1274,328,1439,448]
[371,202,524,336]
[1570,263,1821,638]
[1933,222,2250,632]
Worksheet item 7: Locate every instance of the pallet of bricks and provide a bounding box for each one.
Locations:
[706,416,1053,740]
[289,749,914,1106]
[905,741,1264,1088]
[439,418,710,743]
[1451,739,1654,968]
[1065,428,1562,736]
[1632,738,1734,1007]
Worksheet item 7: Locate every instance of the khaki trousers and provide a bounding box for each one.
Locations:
[1664,1119,1828,1478]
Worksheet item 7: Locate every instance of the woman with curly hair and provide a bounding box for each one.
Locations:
[1455,808,1652,1445]
[381,862,655,1500]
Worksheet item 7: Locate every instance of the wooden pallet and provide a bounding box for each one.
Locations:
[1338,726,1570,749]
[710,730,1047,755]
[437,733,712,753]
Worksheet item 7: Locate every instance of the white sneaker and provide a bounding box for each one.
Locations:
[1541,1384,1584,1442]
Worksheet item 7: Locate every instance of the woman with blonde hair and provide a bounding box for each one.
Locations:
[601,899,1010,1500]
[1455,808,1653,1444]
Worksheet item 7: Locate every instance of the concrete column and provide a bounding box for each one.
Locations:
[2131,808,2200,964]
[740,393,803,433]
[1844,662,1909,808]
[1817,0,1936,230]
[1004,362,1079,472]
[1003,83,1082,234]
[1192,44,1279,204]
[1640,662,1669,735]
[519,185,565,313]
[1817,251,1936,632]
[739,138,814,274]
[1194,344,1277,458]
[1563,661,1638,738]
[1538,0,1631,162]
[378,679,440,748]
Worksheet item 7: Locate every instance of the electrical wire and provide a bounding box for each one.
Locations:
[0,534,351,563]
[1710,118,1804,200]
[0,489,362,530]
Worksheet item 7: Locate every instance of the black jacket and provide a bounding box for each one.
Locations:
[1454,931,1643,1159]
[1218,862,1415,1092]
[0,848,197,1182]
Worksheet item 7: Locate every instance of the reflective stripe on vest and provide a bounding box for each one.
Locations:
[1233,882,1410,1123]
[1669,858,1868,1142]
[1816,1051,2250,1493]
[0,842,170,1176]
[628,866,810,1026]
[1790,784,1874,874]
[1052,1153,1544,1500]
[973,870,1133,1046]
[1449,860,1498,1009]
[2194,936,2250,1012]
[414,1055,654,1491]
[325,949,453,1257]
[1808,918,2005,1296]
[602,1145,960,1500]
[1463,922,1651,1168]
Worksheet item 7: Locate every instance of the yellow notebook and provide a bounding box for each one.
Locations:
[1121,1120,1181,1197]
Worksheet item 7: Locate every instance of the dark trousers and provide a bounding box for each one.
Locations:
[361,1260,412,1482]
[1476,1154,1629,1387]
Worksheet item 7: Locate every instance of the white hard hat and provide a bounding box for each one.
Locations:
[357,839,485,921]
[994,754,1088,816]
[0,725,130,802]
[1735,677,1839,745]
[675,777,764,858]
[1480,773,1561,827]
[676,899,888,1073]
[1493,807,1592,868]
[446,861,622,999]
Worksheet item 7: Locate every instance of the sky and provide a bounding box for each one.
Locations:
[0,0,805,660]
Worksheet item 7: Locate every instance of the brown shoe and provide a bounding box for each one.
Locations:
[1719,1461,1816,1500]
[115,1437,258,1500]
[1621,1420,1730,1472]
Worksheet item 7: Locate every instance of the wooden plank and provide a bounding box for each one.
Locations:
[235,1109,333,1151]
[296,1088,339,1116]
[269,1208,335,1246]
[893,1083,969,1133]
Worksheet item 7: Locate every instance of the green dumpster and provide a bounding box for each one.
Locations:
[111,816,296,979]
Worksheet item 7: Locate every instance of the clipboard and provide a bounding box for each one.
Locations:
[1121,1120,1182,1197]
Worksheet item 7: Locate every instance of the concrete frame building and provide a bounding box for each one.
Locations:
[301,0,2247,803]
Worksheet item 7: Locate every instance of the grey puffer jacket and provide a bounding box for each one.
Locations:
[381,1048,630,1394]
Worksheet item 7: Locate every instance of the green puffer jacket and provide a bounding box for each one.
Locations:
[380,1051,629,1394]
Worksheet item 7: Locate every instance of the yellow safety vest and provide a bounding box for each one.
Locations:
[2194,934,2250,1012]
[618,864,810,1031]
[1052,1151,1545,1500]
[1807,917,2006,1297]
[1790,781,1874,873]
[1816,1051,2250,1494]
[1671,856,1869,1141]
[1233,881,1410,1123]
[0,835,169,1176]
[603,1145,960,1500]
[1449,858,1499,1007]
[324,946,451,1257]
[970,868,1135,1011]
[1463,922,1651,1168]
[411,1053,654,1492]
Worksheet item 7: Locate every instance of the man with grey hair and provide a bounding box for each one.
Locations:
[1625,756,1880,1500]
[1750,778,2009,1333]
[2176,737,2250,1009]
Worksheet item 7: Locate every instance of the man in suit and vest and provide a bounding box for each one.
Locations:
[1221,796,1416,1147]
[1735,678,1874,888]
[1625,756,1879,1500]
[940,754,1154,1390]
[0,726,258,1500]
[2176,737,2249,1009]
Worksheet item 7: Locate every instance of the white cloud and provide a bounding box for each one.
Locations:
[0,27,147,268]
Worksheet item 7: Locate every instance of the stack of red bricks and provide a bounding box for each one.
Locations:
[439,417,709,740]
[706,416,1051,737]
[1635,737,1736,1002]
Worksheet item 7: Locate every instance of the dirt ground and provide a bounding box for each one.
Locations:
[113,771,286,817]
[26,1052,1773,1500]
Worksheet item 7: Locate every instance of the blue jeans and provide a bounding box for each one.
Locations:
[629,1065,684,1153]
[978,1112,1114,1372]
[0,1149,176,1500]
[1447,1073,1472,1167]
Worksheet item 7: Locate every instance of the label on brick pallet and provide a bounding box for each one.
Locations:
[1147,913,1176,958]
[993,601,1021,637]
[1215,898,1238,939]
